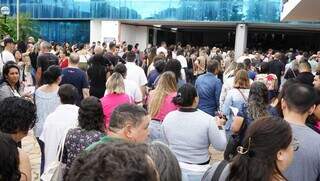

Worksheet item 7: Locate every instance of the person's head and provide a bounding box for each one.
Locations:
[94,46,103,55]
[243,58,251,70]
[13,50,22,61]
[59,49,68,58]
[282,83,317,117]
[43,65,62,85]
[148,71,177,118]
[127,44,133,51]
[134,43,139,49]
[274,52,281,60]
[113,63,127,78]
[172,83,198,107]
[126,51,136,62]
[0,132,21,181]
[161,41,167,48]
[0,97,36,142]
[78,96,105,132]
[2,62,20,86]
[68,52,80,65]
[234,69,250,89]
[164,59,182,80]
[3,37,15,51]
[176,48,184,56]
[109,104,150,142]
[298,61,312,73]
[148,141,182,181]
[206,59,220,74]
[234,63,245,75]
[40,41,51,53]
[105,72,125,94]
[58,84,78,105]
[109,42,116,52]
[248,82,269,120]
[259,62,269,74]
[314,74,320,90]
[66,141,159,181]
[229,117,295,181]
[154,60,166,74]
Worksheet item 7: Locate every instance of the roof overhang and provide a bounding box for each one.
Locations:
[281,0,320,21]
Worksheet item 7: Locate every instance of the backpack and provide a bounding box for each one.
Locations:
[201,160,228,181]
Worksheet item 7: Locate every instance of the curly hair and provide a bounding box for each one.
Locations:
[65,141,159,181]
[0,132,21,181]
[247,82,269,120]
[78,96,105,131]
[0,97,36,134]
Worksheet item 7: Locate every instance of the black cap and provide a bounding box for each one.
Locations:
[3,37,15,46]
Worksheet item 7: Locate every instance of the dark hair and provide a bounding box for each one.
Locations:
[243,58,251,70]
[0,97,36,134]
[58,84,78,105]
[109,42,116,50]
[283,83,317,114]
[172,83,197,107]
[2,62,21,89]
[109,104,148,129]
[78,96,105,131]
[66,141,158,181]
[148,141,181,181]
[0,132,21,181]
[275,79,300,117]
[164,59,182,80]
[154,60,166,74]
[206,59,220,73]
[228,117,292,181]
[259,62,269,74]
[134,43,139,49]
[247,82,269,120]
[176,48,184,56]
[114,63,127,78]
[127,44,133,51]
[43,65,61,84]
[126,51,136,62]
[78,43,85,50]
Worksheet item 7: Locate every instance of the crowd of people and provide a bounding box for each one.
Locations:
[0,35,320,181]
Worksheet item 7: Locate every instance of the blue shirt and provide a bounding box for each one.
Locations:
[195,72,222,116]
[147,69,159,88]
[61,67,89,104]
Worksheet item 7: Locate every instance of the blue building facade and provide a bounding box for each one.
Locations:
[1,0,283,42]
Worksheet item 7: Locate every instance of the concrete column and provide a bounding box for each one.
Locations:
[234,24,248,60]
[153,29,158,46]
[90,20,102,44]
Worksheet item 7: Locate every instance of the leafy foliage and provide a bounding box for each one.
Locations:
[0,13,39,41]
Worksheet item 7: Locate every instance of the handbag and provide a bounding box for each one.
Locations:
[40,132,68,181]
[224,90,248,161]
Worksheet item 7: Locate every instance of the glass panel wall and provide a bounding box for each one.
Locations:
[2,0,281,23]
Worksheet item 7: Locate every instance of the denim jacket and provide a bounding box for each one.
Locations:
[195,72,222,116]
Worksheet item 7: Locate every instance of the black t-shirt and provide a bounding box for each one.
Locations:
[295,72,315,87]
[37,53,59,84]
[268,60,284,85]
[60,67,89,104]
[30,52,38,70]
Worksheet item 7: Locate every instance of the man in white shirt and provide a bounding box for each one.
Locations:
[176,48,188,81]
[113,63,143,104]
[156,41,168,57]
[0,37,15,64]
[40,84,79,171]
[125,51,147,98]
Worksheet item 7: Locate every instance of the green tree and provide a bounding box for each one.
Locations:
[0,13,39,41]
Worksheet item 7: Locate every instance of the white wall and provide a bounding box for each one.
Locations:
[90,20,102,43]
[90,21,148,50]
[119,24,148,50]
[234,24,247,60]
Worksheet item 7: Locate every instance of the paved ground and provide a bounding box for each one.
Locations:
[209,146,224,164]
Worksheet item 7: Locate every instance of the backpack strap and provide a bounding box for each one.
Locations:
[211,160,228,181]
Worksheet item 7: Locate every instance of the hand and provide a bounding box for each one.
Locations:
[216,116,226,127]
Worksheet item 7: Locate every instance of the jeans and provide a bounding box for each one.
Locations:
[148,120,162,142]
[180,163,210,181]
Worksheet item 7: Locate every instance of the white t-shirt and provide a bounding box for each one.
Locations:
[124,79,143,103]
[125,62,147,86]
[156,47,168,57]
[40,104,79,171]
[177,55,188,68]
[0,50,15,64]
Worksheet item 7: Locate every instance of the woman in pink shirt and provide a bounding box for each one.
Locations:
[101,72,133,128]
[148,71,178,141]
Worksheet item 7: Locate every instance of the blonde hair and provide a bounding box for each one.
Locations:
[234,69,250,89]
[148,71,177,118]
[105,72,125,94]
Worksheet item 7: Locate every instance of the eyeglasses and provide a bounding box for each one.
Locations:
[291,138,299,151]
